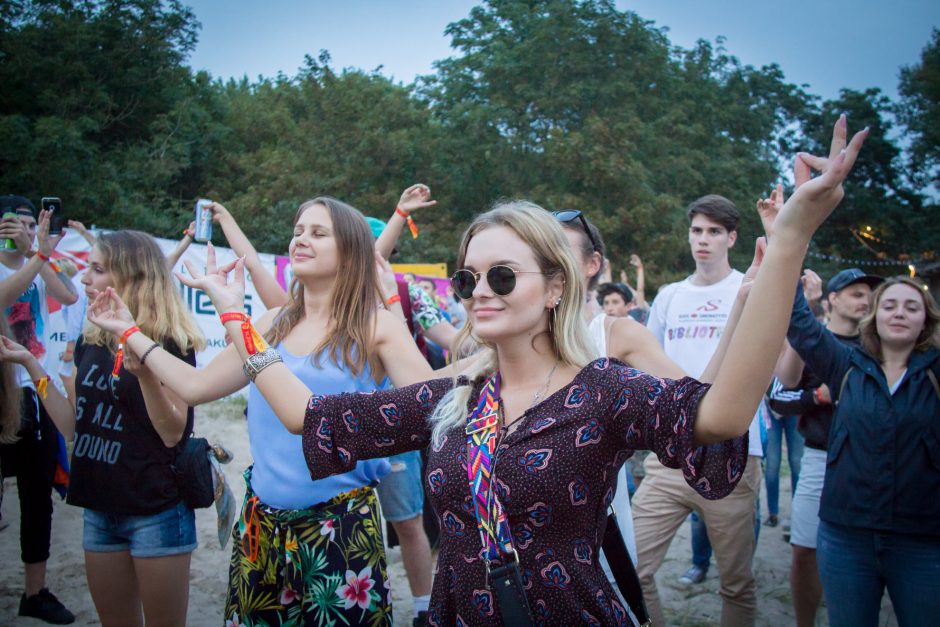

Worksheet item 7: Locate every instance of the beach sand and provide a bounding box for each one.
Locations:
[1,399,898,626]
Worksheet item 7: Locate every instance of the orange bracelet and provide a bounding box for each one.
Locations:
[120,326,141,344]
[220,311,248,324]
[35,251,51,262]
[386,294,402,306]
[395,206,409,218]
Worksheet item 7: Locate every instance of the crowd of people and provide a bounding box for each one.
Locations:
[0,115,937,627]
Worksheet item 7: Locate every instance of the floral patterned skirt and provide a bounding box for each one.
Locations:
[225,469,392,627]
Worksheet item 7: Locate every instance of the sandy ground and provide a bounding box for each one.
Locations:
[1,399,899,626]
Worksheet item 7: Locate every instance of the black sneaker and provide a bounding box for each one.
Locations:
[763,514,779,527]
[19,588,75,624]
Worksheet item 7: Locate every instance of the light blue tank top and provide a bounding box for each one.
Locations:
[247,343,391,509]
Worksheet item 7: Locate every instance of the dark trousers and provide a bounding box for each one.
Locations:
[0,388,57,564]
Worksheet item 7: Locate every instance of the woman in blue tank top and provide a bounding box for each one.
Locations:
[85,197,437,626]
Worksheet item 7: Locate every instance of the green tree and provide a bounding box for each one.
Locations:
[0,0,204,233]
[799,88,933,274]
[898,28,940,191]
[420,0,811,286]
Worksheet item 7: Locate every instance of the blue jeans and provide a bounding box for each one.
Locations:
[817,520,940,627]
[764,415,804,516]
[691,495,762,570]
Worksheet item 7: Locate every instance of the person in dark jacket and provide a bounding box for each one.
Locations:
[785,276,940,627]
[774,267,879,627]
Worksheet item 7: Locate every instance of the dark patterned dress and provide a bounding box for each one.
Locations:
[302,358,748,626]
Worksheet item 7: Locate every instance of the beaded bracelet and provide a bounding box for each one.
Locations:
[139,342,161,366]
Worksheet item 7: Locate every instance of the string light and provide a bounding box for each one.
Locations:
[805,250,936,268]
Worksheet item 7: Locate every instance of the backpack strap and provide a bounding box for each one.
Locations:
[926,366,940,402]
[834,366,853,407]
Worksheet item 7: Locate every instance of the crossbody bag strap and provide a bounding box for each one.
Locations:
[465,373,533,625]
[603,511,652,626]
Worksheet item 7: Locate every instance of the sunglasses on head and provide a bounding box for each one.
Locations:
[553,210,599,253]
[450,265,544,300]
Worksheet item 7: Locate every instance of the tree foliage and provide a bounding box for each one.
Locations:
[1,0,936,285]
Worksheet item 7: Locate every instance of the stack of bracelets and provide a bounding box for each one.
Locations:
[219,312,283,381]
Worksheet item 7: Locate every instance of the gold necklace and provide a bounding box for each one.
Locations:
[499,361,559,430]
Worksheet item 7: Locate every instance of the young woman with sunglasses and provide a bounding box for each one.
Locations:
[108,116,865,626]
[1,230,204,627]
[85,197,439,626]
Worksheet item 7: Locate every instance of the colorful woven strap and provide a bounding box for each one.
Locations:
[466,372,515,562]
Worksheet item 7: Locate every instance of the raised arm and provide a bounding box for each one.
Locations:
[630,254,646,307]
[694,115,868,444]
[210,201,289,309]
[165,221,195,270]
[0,336,76,440]
[374,184,436,260]
[67,220,97,247]
[85,287,253,405]
[162,243,435,435]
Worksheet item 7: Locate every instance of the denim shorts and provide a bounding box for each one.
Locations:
[83,501,197,558]
[375,450,425,522]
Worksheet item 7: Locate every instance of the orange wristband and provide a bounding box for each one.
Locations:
[395,206,409,218]
[35,251,51,262]
[220,312,248,324]
[386,294,401,306]
[120,326,141,344]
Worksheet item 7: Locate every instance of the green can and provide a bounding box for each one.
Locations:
[2,211,18,250]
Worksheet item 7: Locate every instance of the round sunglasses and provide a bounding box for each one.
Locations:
[450,265,545,300]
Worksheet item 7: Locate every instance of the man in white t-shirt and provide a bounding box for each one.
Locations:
[0,196,77,624]
[633,194,764,627]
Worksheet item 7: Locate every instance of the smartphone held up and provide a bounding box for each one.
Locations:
[41,197,66,235]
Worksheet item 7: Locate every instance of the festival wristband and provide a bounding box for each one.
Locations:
[120,326,141,344]
[386,294,401,306]
[220,311,248,324]
[34,376,50,400]
[813,387,829,405]
[35,250,50,262]
[395,207,419,239]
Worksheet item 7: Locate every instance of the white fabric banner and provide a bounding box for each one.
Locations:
[45,231,282,391]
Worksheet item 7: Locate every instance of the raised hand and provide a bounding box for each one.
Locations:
[176,242,245,315]
[738,237,768,298]
[184,221,196,238]
[87,287,137,338]
[375,251,399,300]
[67,220,88,235]
[629,254,643,268]
[0,336,36,365]
[801,269,823,304]
[756,183,784,239]
[36,209,64,256]
[774,115,868,243]
[208,202,233,224]
[397,184,437,214]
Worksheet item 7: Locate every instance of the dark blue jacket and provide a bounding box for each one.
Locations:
[787,289,940,536]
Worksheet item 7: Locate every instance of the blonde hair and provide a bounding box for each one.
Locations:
[0,316,22,443]
[859,277,940,361]
[84,231,206,353]
[429,201,599,445]
[265,197,383,378]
